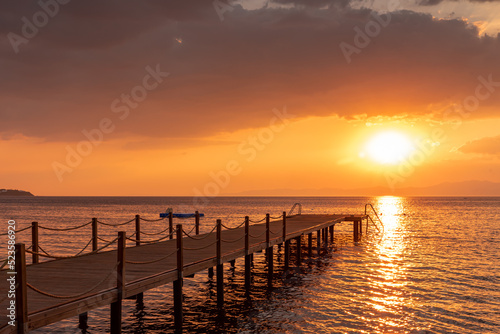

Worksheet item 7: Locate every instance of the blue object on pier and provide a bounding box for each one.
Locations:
[160,212,205,218]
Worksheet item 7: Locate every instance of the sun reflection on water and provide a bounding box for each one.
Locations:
[368,196,410,331]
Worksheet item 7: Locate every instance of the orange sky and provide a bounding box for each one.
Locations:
[1,0,500,196]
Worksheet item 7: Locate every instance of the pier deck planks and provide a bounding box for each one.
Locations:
[0,214,365,333]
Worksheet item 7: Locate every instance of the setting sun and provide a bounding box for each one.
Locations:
[364,131,415,165]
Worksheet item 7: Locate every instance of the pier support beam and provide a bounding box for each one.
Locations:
[317,230,321,256]
[15,244,28,334]
[31,222,39,264]
[353,220,359,242]
[295,236,301,266]
[329,225,334,243]
[216,220,224,311]
[173,225,183,332]
[267,246,273,288]
[244,216,251,293]
[110,232,125,334]
[324,228,328,248]
[308,233,312,257]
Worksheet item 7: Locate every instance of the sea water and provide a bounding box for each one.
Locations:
[1,196,499,333]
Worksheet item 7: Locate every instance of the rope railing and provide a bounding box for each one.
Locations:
[141,226,170,236]
[26,264,118,299]
[184,240,218,251]
[139,217,166,222]
[269,214,283,220]
[248,217,266,223]
[126,230,174,244]
[221,234,246,244]
[125,248,178,265]
[0,224,31,236]
[26,237,118,259]
[38,221,92,232]
[182,223,218,240]
[248,229,267,239]
[96,218,135,227]
[221,220,246,230]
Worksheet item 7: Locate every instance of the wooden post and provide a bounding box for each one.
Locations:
[324,227,328,248]
[134,215,144,302]
[359,219,363,235]
[265,214,270,248]
[92,218,98,252]
[216,219,224,310]
[317,229,321,256]
[31,221,39,264]
[135,215,141,246]
[174,224,183,332]
[14,243,28,334]
[81,219,98,329]
[282,212,289,268]
[308,233,312,257]
[295,236,301,266]
[353,220,359,242]
[110,232,125,334]
[244,216,251,293]
[169,212,173,240]
[329,225,334,243]
[282,212,286,244]
[195,211,200,235]
[265,214,273,287]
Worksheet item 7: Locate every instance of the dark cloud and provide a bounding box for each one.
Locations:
[417,0,500,5]
[459,135,500,156]
[1,1,499,142]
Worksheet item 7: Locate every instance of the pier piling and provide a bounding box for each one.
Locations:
[110,231,125,334]
[174,225,183,332]
[14,243,28,334]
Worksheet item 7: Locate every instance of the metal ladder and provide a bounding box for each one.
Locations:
[365,203,384,234]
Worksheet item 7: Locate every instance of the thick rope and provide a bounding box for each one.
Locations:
[125,248,178,265]
[139,217,166,222]
[97,218,135,227]
[221,234,246,243]
[38,221,92,232]
[0,258,8,270]
[126,230,173,244]
[184,240,218,251]
[269,214,283,219]
[248,229,266,238]
[141,226,170,236]
[249,217,266,223]
[27,237,118,259]
[182,223,217,240]
[26,264,118,299]
[221,220,246,230]
[0,224,31,236]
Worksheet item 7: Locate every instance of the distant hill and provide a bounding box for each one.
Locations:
[0,189,34,196]
[230,180,500,197]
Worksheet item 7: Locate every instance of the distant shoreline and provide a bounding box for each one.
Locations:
[0,189,34,196]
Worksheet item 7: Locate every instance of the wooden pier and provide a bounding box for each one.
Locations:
[0,208,379,333]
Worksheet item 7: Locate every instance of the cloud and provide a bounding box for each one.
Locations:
[417,0,500,5]
[1,1,499,142]
[458,135,500,156]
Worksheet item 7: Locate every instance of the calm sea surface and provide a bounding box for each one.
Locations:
[1,196,499,333]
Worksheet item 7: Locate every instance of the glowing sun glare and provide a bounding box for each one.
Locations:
[364,131,414,165]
